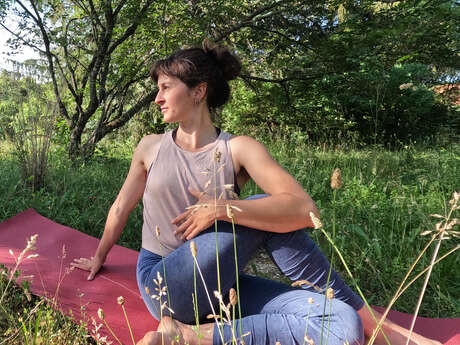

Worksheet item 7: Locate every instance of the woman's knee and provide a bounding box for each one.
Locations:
[334,301,364,345]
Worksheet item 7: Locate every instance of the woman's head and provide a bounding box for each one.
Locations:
[150,40,241,109]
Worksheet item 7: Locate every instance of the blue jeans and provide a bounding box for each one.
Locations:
[137,196,364,345]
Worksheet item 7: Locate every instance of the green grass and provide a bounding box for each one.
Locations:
[255,138,459,318]
[0,137,459,344]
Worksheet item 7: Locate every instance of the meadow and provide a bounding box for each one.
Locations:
[0,136,459,344]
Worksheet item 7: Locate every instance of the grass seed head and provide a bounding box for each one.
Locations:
[97,308,105,320]
[226,203,234,219]
[190,241,197,258]
[330,168,343,190]
[326,287,335,300]
[213,149,222,163]
[309,212,323,229]
[451,191,459,203]
[117,296,124,306]
[229,288,237,306]
[304,335,314,345]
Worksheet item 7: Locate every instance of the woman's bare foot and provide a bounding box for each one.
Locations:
[137,316,214,345]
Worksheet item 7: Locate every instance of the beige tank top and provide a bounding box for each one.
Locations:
[142,129,237,256]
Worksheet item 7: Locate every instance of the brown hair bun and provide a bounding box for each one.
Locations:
[202,39,241,81]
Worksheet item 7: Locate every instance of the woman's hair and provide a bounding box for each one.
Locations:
[150,39,241,109]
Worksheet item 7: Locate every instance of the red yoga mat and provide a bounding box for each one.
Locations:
[0,209,459,345]
[0,208,157,344]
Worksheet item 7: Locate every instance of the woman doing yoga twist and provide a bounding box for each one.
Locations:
[72,40,441,345]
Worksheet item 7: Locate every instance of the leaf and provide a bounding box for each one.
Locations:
[346,224,370,242]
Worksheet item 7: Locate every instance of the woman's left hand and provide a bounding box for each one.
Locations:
[172,189,222,240]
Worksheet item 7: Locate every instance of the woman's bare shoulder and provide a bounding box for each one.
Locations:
[135,133,164,170]
[229,135,269,156]
[229,135,262,147]
[139,133,163,146]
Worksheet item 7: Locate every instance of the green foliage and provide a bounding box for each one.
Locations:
[0,70,56,191]
[1,138,459,318]
[241,137,459,317]
[0,264,93,345]
[314,62,451,145]
[4,0,459,155]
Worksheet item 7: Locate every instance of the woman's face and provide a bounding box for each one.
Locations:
[154,74,195,123]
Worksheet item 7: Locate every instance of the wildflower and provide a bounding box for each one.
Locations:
[326,288,335,300]
[190,241,197,258]
[97,308,105,320]
[308,297,314,304]
[309,212,323,229]
[117,296,124,306]
[330,168,343,190]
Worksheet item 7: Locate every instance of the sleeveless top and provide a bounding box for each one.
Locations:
[142,129,238,256]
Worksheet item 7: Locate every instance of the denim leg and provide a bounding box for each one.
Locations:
[245,194,363,310]
[137,194,363,344]
[262,230,363,310]
[137,221,269,323]
[214,275,364,345]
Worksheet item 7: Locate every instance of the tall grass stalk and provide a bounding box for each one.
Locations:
[405,194,459,345]
[227,204,243,340]
[0,234,38,305]
[366,193,459,345]
[212,149,224,326]
[309,212,392,345]
[320,169,341,345]
[118,297,136,345]
[394,245,459,300]
[190,241,225,344]
[97,308,123,345]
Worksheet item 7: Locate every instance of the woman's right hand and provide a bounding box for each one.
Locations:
[71,256,104,281]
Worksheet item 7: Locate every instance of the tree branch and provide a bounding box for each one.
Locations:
[240,73,321,84]
[0,23,47,55]
[22,0,70,120]
[213,0,290,42]
[107,0,155,56]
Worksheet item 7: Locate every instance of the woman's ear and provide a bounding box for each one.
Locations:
[194,82,207,102]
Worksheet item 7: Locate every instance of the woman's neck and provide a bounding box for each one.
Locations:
[175,111,218,151]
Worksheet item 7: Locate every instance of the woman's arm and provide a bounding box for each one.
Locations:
[71,135,159,279]
[223,135,319,231]
[173,136,319,240]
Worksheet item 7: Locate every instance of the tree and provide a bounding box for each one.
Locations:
[2,0,164,158]
[3,0,459,155]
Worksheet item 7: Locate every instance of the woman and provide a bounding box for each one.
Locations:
[72,41,441,345]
